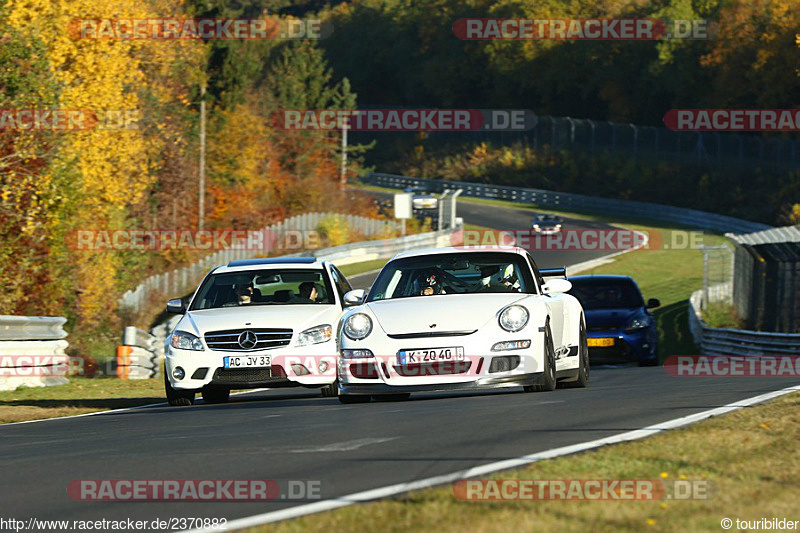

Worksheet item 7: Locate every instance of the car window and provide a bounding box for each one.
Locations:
[367,252,534,301]
[329,266,352,301]
[189,268,335,309]
[568,280,645,310]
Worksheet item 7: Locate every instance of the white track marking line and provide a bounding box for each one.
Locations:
[290,437,397,453]
[186,384,800,532]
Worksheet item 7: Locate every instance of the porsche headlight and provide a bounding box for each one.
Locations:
[344,313,373,340]
[499,305,529,332]
[170,330,204,351]
[296,324,333,346]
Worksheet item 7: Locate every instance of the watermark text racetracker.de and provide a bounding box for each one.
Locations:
[0,109,139,131]
[69,18,332,40]
[67,229,322,252]
[452,18,715,40]
[271,109,537,131]
[664,109,800,131]
[67,479,328,502]
[451,228,708,251]
[665,355,800,377]
[453,478,718,500]
[0,355,97,377]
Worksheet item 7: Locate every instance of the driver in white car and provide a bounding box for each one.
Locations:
[415,271,445,296]
[223,284,254,306]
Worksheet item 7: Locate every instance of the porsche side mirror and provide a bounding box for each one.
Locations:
[542,279,572,294]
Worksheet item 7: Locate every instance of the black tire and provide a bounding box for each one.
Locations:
[320,380,339,397]
[373,393,411,402]
[338,394,371,404]
[639,357,659,367]
[561,316,590,388]
[524,322,557,393]
[164,372,195,406]
[201,387,230,404]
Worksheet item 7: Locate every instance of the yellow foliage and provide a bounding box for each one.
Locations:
[7,0,204,325]
[316,215,351,247]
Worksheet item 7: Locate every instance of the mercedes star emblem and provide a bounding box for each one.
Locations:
[238,330,258,349]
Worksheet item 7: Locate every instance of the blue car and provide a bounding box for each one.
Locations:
[567,275,660,366]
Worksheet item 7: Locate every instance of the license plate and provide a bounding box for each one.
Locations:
[398,347,464,365]
[588,338,615,347]
[223,355,271,368]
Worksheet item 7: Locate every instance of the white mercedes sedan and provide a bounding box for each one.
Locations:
[163,257,353,406]
[337,247,589,403]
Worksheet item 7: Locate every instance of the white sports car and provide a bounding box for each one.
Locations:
[337,247,589,403]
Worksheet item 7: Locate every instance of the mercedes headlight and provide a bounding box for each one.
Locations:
[499,305,529,332]
[344,313,373,340]
[625,315,652,333]
[170,331,204,351]
[296,324,333,346]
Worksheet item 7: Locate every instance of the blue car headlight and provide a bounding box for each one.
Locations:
[624,315,652,333]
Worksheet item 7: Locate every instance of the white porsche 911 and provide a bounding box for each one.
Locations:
[337,247,589,403]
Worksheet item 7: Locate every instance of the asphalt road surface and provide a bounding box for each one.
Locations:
[1,373,797,527]
[2,198,796,530]
[366,190,627,269]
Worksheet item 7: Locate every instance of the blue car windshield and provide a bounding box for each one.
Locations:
[568,280,644,310]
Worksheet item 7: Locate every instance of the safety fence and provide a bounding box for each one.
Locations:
[689,283,800,355]
[364,173,771,235]
[353,115,800,174]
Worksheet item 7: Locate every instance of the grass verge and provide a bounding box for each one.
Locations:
[249,391,800,533]
[576,230,728,361]
[0,378,163,424]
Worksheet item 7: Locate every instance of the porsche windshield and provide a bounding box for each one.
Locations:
[367,252,535,301]
[190,269,335,310]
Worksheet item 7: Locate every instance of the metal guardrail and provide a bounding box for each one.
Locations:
[314,230,454,265]
[117,317,179,380]
[0,315,70,391]
[118,213,401,315]
[364,173,772,235]
[0,316,68,340]
[688,284,800,355]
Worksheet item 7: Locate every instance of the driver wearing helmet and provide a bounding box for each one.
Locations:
[414,271,444,296]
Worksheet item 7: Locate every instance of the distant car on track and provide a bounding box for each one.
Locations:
[163,257,353,406]
[531,213,563,234]
[567,275,659,366]
[404,185,439,211]
[336,247,589,403]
